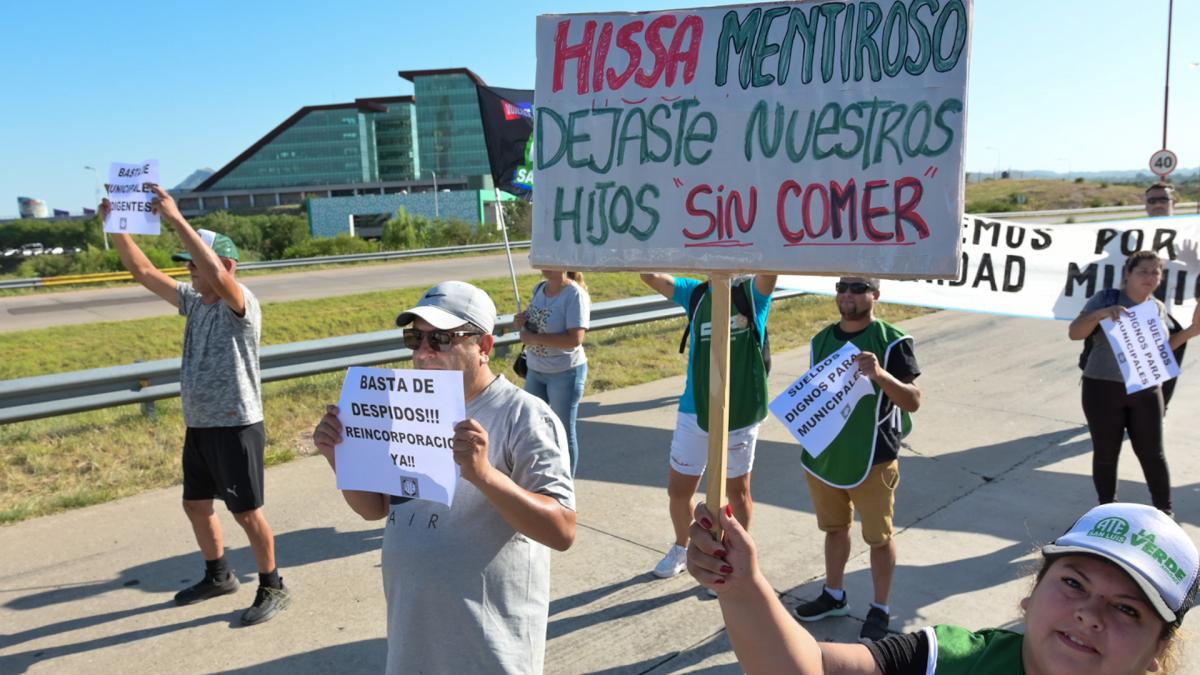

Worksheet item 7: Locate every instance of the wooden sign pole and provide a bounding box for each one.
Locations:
[705,272,732,537]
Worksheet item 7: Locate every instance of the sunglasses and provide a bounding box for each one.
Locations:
[1146,197,1172,205]
[835,281,874,294]
[402,328,481,352]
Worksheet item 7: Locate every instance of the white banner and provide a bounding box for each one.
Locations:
[1100,300,1181,394]
[104,160,160,235]
[769,343,874,458]
[532,0,972,277]
[335,367,465,506]
[781,214,1200,321]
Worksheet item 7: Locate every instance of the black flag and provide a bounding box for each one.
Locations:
[475,84,534,200]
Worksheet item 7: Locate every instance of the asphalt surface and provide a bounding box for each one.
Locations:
[2,310,1198,673]
[0,252,534,333]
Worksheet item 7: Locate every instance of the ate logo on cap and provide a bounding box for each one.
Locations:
[1087,516,1130,543]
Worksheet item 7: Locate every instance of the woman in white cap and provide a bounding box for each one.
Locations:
[687,502,1197,674]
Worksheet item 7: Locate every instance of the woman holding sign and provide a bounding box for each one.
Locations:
[515,269,591,475]
[1068,251,1200,515]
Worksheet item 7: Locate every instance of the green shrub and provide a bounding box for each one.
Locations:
[282,234,377,259]
[965,199,1013,213]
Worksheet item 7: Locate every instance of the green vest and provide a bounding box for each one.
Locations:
[801,320,913,488]
[930,625,1025,674]
[691,283,769,432]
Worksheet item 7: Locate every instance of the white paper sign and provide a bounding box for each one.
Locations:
[532,0,972,277]
[104,160,160,234]
[335,366,466,506]
[780,214,1200,322]
[1099,300,1180,394]
[769,342,875,458]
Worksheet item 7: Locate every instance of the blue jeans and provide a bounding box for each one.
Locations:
[525,362,587,475]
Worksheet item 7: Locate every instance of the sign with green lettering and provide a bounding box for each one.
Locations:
[532,1,972,277]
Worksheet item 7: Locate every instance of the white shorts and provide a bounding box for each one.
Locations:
[669,412,760,478]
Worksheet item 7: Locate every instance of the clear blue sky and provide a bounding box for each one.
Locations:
[1,0,1196,218]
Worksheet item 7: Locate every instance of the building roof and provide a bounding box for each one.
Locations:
[396,67,487,87]
[193,96,414,192]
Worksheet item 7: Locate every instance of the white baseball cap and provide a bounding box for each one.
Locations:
[395,281,497,335]
[1043,503,1199,624]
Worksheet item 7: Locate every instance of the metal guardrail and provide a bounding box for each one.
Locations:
[0,290,805,424]
[0,240,532,290]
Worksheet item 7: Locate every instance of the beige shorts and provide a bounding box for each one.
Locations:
[805,460,899,547]
[669,412,760,478]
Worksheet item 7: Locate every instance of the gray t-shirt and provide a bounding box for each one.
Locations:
[380,374,575,675]
[526,282,590,374]
[177,283,263,427]
[1079,290,1169,383]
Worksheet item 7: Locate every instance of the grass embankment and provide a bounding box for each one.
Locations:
[965,178,1199,213]
[0,273,929,524]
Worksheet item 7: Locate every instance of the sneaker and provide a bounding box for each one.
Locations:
[859,606,891,641]
[240,582,292,626]
[793,589,849,622]
[653,544,688,578]
[174,573,239,606]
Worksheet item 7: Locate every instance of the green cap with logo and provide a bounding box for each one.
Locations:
[1043,503,1199,625]
[172,228,240,262]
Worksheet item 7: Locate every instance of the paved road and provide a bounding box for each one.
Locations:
[2,310,1198,673]
[0,253,533,333]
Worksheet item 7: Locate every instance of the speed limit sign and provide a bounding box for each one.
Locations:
[1149,149,1178,178]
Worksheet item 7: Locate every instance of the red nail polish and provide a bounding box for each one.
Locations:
[714,548,727,559]
[714,579,725,585]
[721,564,734,574]
[725,504,733,518]
[700,517,713,529]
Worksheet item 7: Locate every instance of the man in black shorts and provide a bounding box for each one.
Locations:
[104,186,290,625]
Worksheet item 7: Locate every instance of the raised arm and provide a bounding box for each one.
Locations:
[150,185,246,315]
[755,274,778,296]
[312,405,392,520]
[640,272,676,299]
[104,198,180,307]
[453,418,576,551]
[688,504,881,675]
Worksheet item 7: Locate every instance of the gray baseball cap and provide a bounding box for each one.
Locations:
[395,281,496,335]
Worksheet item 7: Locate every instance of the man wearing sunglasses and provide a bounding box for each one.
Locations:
[1144,183,1176,218]
[792,276,921,642]
[312,280,576,674]
[102,186,291,626]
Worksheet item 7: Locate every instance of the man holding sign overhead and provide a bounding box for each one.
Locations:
[102,186,291,626]
[312,281,576,674]
[793,277,920,642]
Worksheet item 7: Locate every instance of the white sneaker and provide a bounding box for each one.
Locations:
[653,544,688,578]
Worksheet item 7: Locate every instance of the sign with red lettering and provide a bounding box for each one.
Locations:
[532,1,973,278]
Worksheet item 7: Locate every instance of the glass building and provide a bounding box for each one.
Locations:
[193,68,493,196]
[197,97,418,192]
[401,69,490,181]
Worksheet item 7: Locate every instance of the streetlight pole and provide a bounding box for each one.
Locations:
[425,169,439,219]
[1160,0,1174,150]
[83,165,109,250]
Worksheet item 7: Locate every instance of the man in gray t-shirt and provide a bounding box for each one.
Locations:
[313,281,576,674]
[105,186,290,626]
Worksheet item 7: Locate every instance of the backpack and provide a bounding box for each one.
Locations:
[1079,288,1187,410]
[679,278,771,374]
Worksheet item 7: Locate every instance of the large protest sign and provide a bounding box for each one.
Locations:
[781,214,1200,321]
[335,367,466,506]
[104,160,160,235]
[532,1,972,277]
[770,342,874,458]
[1100,301,1180,394]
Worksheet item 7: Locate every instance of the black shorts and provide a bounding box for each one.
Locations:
[181,422,266,513]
